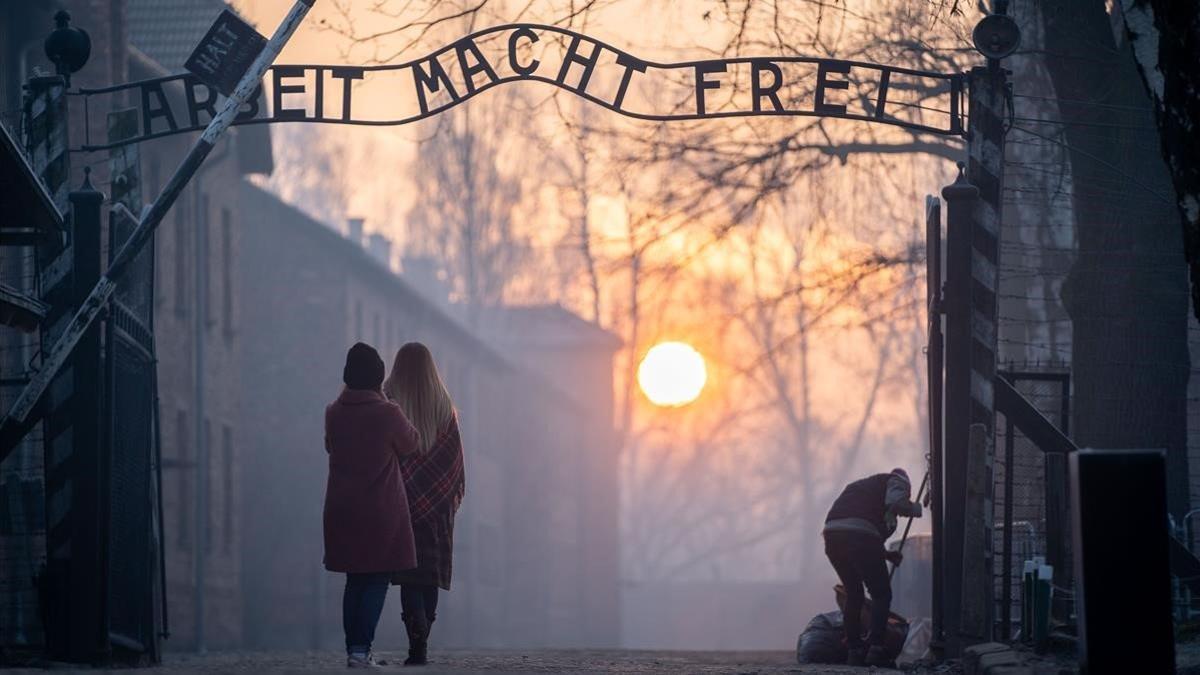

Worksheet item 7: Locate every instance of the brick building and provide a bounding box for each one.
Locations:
[1,0,622,654]
[237,182,622,649]
[0,0,269,653]
[127,0,273,650]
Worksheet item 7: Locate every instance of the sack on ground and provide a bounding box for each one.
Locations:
[897,617,933,666]
[795,611,847,664]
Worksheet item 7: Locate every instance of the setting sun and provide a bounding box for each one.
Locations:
[638,342,707,407]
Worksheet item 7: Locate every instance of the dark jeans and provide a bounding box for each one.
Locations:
[824,530,892,649]
[400,583,439,622]
[343,572,391,654]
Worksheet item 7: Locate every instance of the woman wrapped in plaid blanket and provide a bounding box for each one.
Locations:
[384,343,466,666]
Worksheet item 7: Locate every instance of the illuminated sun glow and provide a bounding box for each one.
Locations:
[638,341,707,407]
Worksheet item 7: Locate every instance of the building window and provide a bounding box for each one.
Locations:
[176,409,191,551]
[221,208,234,338]
[173,190,189,316]
[222,425,234,554]
[199,193,212,329]
[204,417,213,555]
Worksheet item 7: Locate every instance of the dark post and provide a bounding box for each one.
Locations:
[1071,450,1174,673]
[44,171,107,662]
[925,195,945,651]
[940,164,978,656]
[937,0,1018,651]
[1001,415,1015,639]
[936,57,1009,654]
[1044,450,1069,616]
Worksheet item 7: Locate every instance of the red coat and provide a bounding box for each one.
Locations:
[323,388,420,573]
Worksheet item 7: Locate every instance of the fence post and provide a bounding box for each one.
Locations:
[934,57,1009,654]
[1001,414,1015,639]
[44,170,106,662]
[965,60,1007,646]
[940,163,981,655]
[926,195,945,651]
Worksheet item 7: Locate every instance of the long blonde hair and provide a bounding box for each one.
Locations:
[384,342,455,453]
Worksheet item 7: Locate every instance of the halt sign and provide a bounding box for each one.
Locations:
[184,9,267,96]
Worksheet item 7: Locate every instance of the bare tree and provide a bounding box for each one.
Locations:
[606,0,970,580]
[406,96,532,309]
[1116,0,1200,319]
[317,0,615,64]
[1039,0,1190,518]
[254,124,354,229]
[275,0,990,586]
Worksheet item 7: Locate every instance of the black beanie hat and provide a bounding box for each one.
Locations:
[343,342,385,391]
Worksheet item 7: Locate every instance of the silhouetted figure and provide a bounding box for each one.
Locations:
[324,342,421,668]
[384,343,466,667]
[822,467,921,667]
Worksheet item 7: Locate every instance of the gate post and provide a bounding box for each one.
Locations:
[940,57,1008,654]
[43,171,107,662]
[925,195,946,651]
[940,165,980,655]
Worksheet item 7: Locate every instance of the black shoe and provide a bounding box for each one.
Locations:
[402,613,429,666]
[864,645,894,668]
[846,647,866,666]
[403,645,427,667]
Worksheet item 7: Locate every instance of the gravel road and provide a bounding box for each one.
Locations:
[11,649,928,674]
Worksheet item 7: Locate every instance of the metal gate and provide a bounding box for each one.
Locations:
[992,369,1071,640]
[103,197,160,656]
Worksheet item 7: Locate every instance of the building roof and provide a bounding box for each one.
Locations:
[237,180,512,369]
[474,304,623,350]
[127,0,230,72]
[238,181,600,414]
[0,117,64,243]
[0,282,47,333]
[0,118,59,331]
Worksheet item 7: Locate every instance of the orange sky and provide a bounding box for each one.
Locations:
[230,0,962,577]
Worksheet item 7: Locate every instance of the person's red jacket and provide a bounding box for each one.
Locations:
[323,388,420,573]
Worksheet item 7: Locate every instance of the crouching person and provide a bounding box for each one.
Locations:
[324,343,421,668]
[822,467,921,667]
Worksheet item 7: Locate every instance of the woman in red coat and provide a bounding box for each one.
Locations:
[324,342,420,668]
[384,343,466,666]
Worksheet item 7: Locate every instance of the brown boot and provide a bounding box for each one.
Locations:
[402,613,428,666]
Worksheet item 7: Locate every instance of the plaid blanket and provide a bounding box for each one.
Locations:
[394,416,465,589]
[401,416,465,526]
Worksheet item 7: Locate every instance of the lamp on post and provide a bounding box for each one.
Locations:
[43,10,90,87]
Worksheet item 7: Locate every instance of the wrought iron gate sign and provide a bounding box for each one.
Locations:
[76,23,963,151]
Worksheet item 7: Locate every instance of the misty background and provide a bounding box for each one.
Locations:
[4,0,1189,656]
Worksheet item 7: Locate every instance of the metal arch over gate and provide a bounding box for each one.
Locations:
[72,22,965,152]
[2,1,1021,663]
